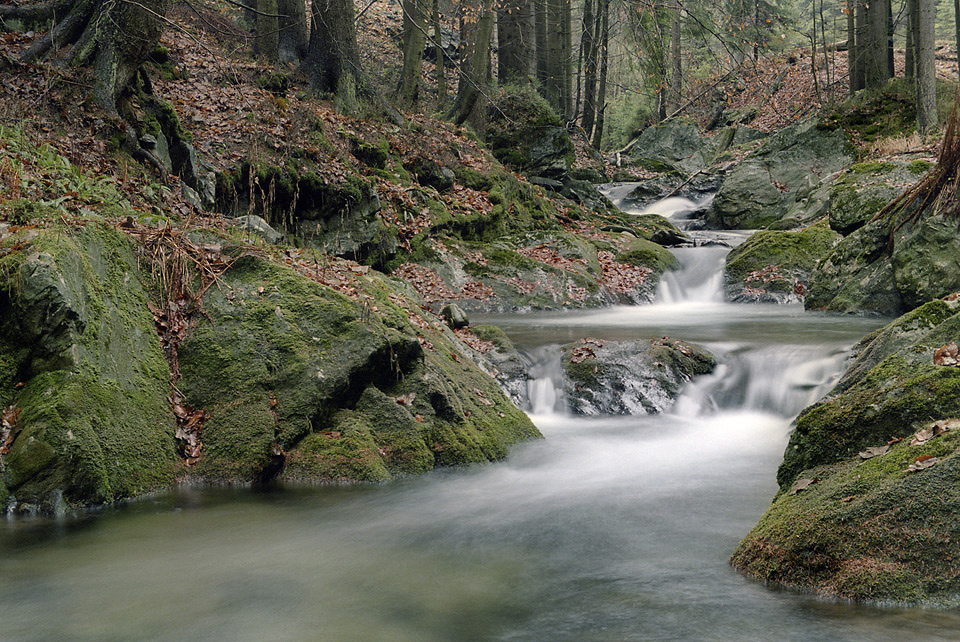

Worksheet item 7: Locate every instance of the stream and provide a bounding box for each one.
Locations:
[3,192,960,641]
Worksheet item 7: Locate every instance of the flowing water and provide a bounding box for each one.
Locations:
[3,195,960,641]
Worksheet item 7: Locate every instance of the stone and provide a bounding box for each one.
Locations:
[709,120,854,229]
[231,215,282,244]
[440,303,469,329]
[562,337,715,415]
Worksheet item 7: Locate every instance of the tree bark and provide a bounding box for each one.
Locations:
[667,5,681,115]
[847,0,857,93]
[398,0,428,105]
[852,0,866,91]
[446,0,494,125]
[434,0,446,108]
[277,0,309,63]
[591,0,608,150]
[863,0,890,89]
[580,0,598,137]
[255,0,280,63]
[905,9,915,79]
[497,0,535,83]
[916,0,937,131]
[535,0,548,87]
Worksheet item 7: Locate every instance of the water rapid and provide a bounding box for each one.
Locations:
[3,191,960,641]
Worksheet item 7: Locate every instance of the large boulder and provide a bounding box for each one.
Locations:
[0,224,178,512]
[806,211,960,316]
[176,255,539,482]
[561,337,716,415]
[628,118,709,173]
[724,222,840,303]
[709,120,854,229]
[733,300,960,605]
[828,161,928,235]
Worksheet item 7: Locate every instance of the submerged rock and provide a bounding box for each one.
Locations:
[733,299,960,606]
[561,337,716,415]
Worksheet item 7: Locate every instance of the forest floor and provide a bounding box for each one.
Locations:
[0,0,956,217]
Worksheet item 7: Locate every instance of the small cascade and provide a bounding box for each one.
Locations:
[654,245,729,304]
[524,345,566,415]
[675,343,851,419]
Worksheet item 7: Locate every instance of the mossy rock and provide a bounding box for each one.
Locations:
[485,85,573,178]
[829,161,921,235]
[724,222,840,302]
[734,427,960,606]
[778,301,960,489]
[177,254,539,483]
[615,236,680,276]
[562,337,715,415]
[0,224,178,510]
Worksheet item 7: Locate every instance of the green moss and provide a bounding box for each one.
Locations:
[908,159,935,175]
[734,431,960,605]
[725,221,840,292]
[616,237,679,275]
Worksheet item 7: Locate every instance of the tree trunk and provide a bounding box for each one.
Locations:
[955,0,960,66]
[863,0,889,88]
[398,0,428,105]
[887,0,895,79]
[847,0,857,93]
[905,9,915,79]
[580,0,598,136]
[434,0,446,108]
[278,0,309,63]
[255,0,280,63]
[497,0,535,83]
[852,0,866,91]
[447,0,494,125]
[916,0,937,131]
[535,0,548,87]
[667,6,681,115]
[591,0,608,150]
[306,0,406,125]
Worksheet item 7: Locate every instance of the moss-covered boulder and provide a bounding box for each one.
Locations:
[828,161,926,235]
[561,337,715,415]
[724,222,840,303]
[732,429,960,605]
[709,120,854,229]
[733,302,960,605]
[627,118,718,174]
[176,254,539,483]
[0,224,178,512]
[485,85,573,179]
[778,300,960,488]
[807,212,960,316]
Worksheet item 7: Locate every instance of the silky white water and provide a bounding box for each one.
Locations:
[2,192,959,641]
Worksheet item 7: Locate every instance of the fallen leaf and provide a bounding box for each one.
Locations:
[840,495,856,503]
[934,343,959,366]
[906,455,940,472]
[859,445,889,459]
[788,478,817,495]
[394,392,416,406]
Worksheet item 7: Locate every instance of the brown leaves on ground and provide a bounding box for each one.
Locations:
[0,403,19,456]
[934,343,959,366]
[454,328,494,354]
[910,418,957,446]
[171,392,206,466]
[569,337,605,364]
[518,245,587,271]
[858,445,890,460]
[598,250,652,294]
[393,263,457,303]
[906,455,940,473]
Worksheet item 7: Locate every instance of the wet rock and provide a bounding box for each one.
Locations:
[828,161,924,235]
[441,303,469,329]
[0,226,178,511]
[650,228,690,247]
[724,222,839,304]
[561,337,716,415]
[709,120,854,229]
[231,215,282,244]
[733,300,960,606]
